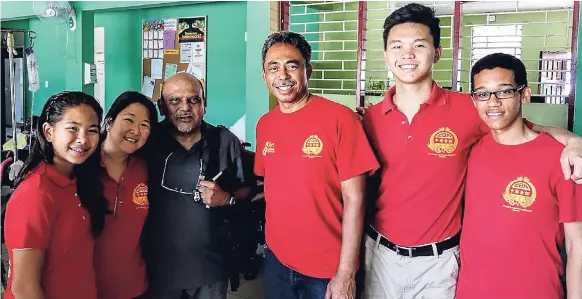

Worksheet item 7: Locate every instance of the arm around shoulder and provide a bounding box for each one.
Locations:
[533,123,582,183]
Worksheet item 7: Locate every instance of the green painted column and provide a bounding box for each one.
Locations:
[245,1,272,150]
[81,11,95,96]
[64,10,94,96]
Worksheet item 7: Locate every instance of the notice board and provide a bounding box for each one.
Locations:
[140,16,207,101]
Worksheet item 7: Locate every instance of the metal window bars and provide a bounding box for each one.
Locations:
[284,0,579,129]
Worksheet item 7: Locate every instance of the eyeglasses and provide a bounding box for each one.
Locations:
[160,152,205,202]
[470,85,525,102]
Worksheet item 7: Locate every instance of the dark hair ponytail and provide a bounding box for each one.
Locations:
[15,91,108,238]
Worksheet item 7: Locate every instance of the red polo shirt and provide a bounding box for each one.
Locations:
[4,162,97,299]
[95,157,149,299]
[457,133,582,299]
[363,82,488,246]
[255,96,379,278]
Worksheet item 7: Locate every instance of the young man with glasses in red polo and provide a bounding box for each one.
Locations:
[456,53,582,299]
[141,73,253,299]
[361,4,582,299]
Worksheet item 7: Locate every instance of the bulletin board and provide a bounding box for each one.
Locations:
[140,16,207,101]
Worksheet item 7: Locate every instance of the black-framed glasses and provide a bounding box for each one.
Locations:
[160,152,205,202]
[470,85,525,102]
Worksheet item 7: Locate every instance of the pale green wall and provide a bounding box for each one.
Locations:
[92,1,247,126]
[246,1,272,149]
[1,1,273,146]
[290,2,358,96]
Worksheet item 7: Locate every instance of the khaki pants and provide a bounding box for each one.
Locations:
[362,234,460,299]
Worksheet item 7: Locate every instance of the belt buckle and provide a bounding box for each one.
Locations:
[396,245,413,257]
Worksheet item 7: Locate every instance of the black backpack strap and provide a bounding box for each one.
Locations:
[200,124,224,181]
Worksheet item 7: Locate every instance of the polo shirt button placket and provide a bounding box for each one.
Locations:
[75,193,86,220]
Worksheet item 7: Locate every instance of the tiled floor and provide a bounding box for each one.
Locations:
[228,272,265,299]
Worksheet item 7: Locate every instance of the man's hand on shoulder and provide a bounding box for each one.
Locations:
[355,100,374,120]
[561,136,582,184]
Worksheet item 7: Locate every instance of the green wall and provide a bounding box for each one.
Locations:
[93,1,248,126]
[290,2,358,96]
[0,1,272,146]
[245,1,272,149]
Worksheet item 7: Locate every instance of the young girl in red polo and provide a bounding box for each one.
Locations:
[4,91,108,299]
[94,91,157,299]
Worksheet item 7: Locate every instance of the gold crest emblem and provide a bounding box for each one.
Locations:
[302,135,323,157]
[427,127,458,157]
[263,141,275,156]
[132,183,149,208]
[503,177,536,211]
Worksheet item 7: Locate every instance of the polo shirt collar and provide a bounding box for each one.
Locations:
[39,161,76,187]
[381,81,447,114]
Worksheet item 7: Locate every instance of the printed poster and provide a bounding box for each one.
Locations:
[164,63,178,80]
[141,76,155,98]
[164,19,177,31]
[187,62,205,81]
[180,43,193,63]
[190,42,205,64]
[178,17,206,43]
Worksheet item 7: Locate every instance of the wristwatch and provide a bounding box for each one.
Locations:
[228,195,236,206]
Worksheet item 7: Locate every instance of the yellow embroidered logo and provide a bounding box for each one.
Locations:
[263,141,275,156]
[302,135,323,158]
[503,177,536,212]
[427,127,458,158]
[132,183,149,209]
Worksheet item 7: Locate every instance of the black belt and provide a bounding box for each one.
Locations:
[366,226,460,257]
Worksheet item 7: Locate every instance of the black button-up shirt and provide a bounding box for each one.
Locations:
[143,120,251,291]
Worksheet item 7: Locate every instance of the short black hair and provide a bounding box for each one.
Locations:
[261,31,312,67]
[470,53,527,91]
[383,3,441,50]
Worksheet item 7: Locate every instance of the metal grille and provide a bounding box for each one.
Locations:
[289,1,359,95]
[458,1,575,104]
[285,0,578,115]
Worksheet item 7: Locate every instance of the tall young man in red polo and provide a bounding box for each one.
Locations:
[457,53,582,299]
[255,31,379,299]
[361,3,582,299]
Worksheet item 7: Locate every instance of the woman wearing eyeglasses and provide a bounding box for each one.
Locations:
[94,91,158,299]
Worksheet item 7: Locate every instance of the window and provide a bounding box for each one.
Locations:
[539,51,571,104]
[471,25,523,64]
